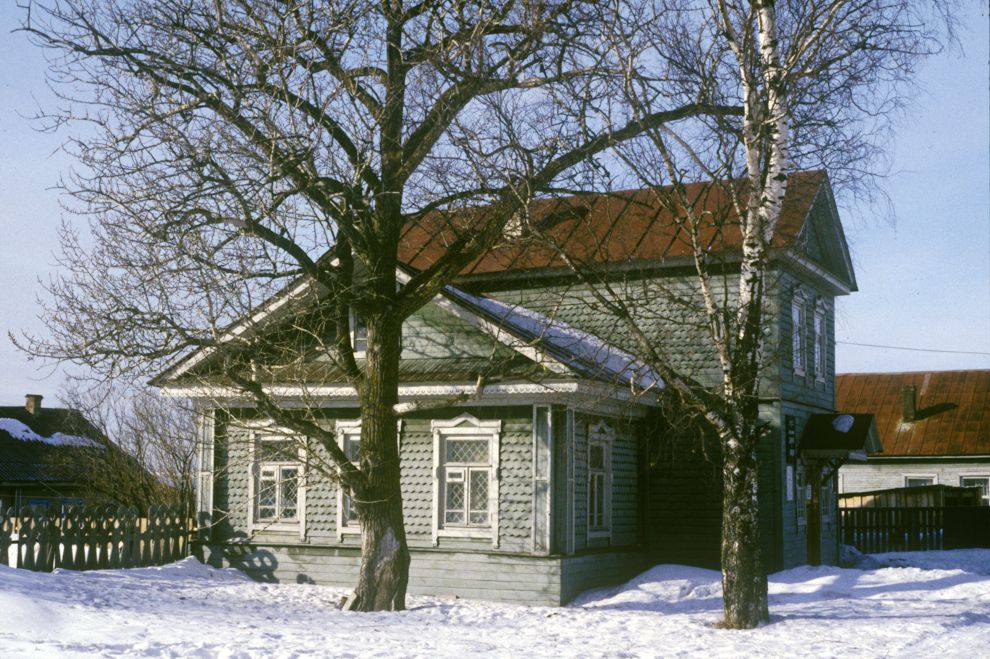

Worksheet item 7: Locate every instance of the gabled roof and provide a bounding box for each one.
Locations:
[440,285,661,392]
[398,170,855,291]
[158,270,662,397]
[835,370,990,457]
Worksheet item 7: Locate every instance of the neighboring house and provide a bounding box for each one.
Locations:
[0,394,103,512]
[160,170,874,605]
[837,370,990,505]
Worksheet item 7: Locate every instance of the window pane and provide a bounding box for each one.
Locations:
[468,469,489,525]
[589,444,605,469]
[280,467,299,519]
[445,480,465,524]
[591,473,605,528]
[258,470,277,520]
[446,438,488,464]
[961,478,989,504]
[345,436,361,462]
[906,477,934,487]
[258,439,296,462]
[352,311,368,353]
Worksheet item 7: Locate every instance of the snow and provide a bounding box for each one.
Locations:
[0,418,101,448]
[444,285,663,391]
[2,551,989,657]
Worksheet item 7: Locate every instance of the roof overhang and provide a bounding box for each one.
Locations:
[800,413,880,463]
[160,378,660,417]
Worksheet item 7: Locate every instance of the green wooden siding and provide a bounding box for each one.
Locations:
[202,541,647,606]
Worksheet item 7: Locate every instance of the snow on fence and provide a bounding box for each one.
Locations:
[840,506,990,554]
[0,504,192,572]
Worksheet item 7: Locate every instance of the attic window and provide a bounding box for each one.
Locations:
[349,309,367,357]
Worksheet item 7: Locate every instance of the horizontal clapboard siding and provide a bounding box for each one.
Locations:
[560,549,648,603]
[204,543,567,605]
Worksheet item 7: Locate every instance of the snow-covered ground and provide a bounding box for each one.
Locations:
[2,549,989,658]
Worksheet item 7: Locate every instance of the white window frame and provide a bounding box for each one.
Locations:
[335,420,363,539]
[349,309,368,357]
[334,419,403,540]
[432,414,501,547]
[904,474,936,488]
[813,300,827,382]
[587,420,613,541]
[959,475,990,505]
[246,423,306,539]
[791,292,807,376]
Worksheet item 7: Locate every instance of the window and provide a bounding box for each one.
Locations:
[791,293,807,375]
[587,420,613,538]
[813,301,827,381]
[443,437,491,526]
[432,415,501,545]
[795,463,807,527]
[905,475,935,488]
[350,309,368,356]
[960,476,990,505]
[250,428,305,536]
[336,421,362,535]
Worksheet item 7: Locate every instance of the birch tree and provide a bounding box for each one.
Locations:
[536,0,952,628]
[19,0,738,611]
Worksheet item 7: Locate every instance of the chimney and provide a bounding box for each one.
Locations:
[24,394,43,416]
[902,385,916,422]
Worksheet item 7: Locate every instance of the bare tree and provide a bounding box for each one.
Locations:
[527,0,953,628]
[58,381,195,510]
[18,0,738,611]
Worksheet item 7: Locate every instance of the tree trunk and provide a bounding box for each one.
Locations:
[719,425,769,628]
[345,309,411,612]
[348,493,411,611]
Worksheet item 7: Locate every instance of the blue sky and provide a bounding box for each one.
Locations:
[0,4,987,404]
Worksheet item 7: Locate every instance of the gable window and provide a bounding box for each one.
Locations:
[350,309,368,356]
[251,429,305,535]
[587,420,613,539]
[791,293,807,376]
[813,301,827,381]
[336,420,362,536]
[960,476,990,505]
[432,415,501,546]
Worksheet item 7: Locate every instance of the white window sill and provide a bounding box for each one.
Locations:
[251,521,302,534]
[437,527,494,540]
[587,530,612,540]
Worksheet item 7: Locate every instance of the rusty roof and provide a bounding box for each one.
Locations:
[399,170,827,276]
[835,370,990,457]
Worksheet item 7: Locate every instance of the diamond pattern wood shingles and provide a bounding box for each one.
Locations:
[835,371,990,457]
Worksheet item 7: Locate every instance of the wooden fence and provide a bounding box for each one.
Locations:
[840,506,990,554]
[0,504,192,572]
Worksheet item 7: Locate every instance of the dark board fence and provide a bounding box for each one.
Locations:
[0,504,192,572]
[840,506,990,554]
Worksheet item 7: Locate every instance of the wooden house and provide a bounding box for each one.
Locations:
[160,171,874,604]
[837,370,990,505]
[0,395,103,511]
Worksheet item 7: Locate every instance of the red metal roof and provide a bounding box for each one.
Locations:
[398,171,827,275]
[835,370,990,457]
